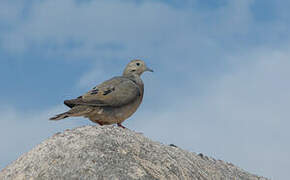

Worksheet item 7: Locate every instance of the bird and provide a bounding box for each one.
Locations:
[50,59,153,128]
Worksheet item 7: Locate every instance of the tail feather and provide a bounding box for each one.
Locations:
[50,106,93,121]
[49,112,69,121]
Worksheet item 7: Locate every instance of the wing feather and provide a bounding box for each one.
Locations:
[64,77,140,108]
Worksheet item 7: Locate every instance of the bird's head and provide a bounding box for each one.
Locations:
[123,59,153,76]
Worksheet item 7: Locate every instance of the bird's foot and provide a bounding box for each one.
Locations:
[117,123,126,129]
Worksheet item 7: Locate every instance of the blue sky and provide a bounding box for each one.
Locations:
[1,0,290,179]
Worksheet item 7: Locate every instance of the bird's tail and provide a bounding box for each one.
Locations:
[49,106,93,121]
[49,112,69,121]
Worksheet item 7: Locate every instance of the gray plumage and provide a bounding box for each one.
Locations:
[50,59,153,128]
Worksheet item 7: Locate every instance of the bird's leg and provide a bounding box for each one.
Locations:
[117,123,126,129]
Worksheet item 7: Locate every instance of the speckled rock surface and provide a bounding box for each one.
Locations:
[0,126,268,180]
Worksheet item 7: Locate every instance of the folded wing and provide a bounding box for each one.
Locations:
[64,77,141,108]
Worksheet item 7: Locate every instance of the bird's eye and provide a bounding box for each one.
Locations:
[136,63,140,66]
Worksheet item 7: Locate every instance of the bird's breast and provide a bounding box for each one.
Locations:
[113,95,143,123]
[88,95,143,124]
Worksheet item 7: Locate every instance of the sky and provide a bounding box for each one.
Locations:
[0,0,290,179]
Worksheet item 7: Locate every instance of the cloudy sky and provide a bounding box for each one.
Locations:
[1,0,290,179]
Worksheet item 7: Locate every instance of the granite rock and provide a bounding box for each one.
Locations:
[0,126,268,180]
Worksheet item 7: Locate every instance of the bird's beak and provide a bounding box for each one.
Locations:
[146,67,154,72]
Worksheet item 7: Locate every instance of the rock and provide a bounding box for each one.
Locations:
[0,126,268,180]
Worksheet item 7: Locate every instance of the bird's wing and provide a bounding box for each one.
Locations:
[64,77,141,107]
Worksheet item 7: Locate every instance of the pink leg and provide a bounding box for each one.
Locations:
[117,123,126,129]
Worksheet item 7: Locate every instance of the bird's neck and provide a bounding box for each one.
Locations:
[125,74,143,85]
[125,74,144,93]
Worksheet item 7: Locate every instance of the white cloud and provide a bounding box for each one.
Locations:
[0,0,255,59]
